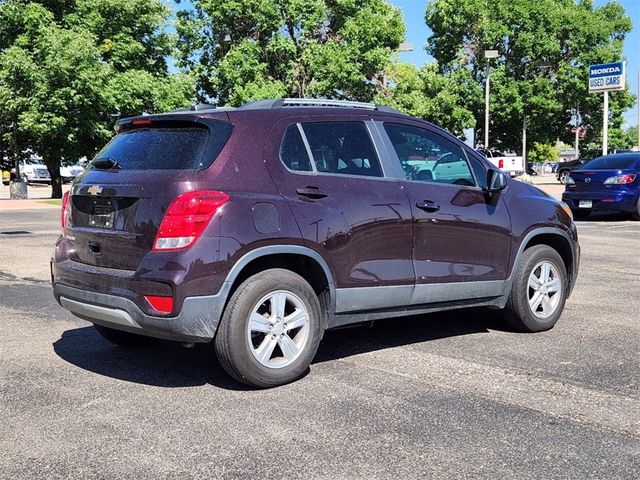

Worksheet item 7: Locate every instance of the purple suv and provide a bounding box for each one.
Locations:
[52,98,580,387]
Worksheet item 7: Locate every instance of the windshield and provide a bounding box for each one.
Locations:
[578,155,639,171]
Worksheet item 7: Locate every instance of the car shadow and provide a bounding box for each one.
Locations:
[314,308,508,364]
[53,308,510,390]
[53,327,250,391]
[575,211,633,222]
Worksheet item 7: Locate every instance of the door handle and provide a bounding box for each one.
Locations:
[296,187,328,199]
[416,200,440,212]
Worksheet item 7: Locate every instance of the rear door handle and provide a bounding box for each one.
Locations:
[416,200,440,212]
[296,187,328,199]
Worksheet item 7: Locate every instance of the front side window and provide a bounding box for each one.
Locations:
[384,123,475,186]
[301,122,383,177]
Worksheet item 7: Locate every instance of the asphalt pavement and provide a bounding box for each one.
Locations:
[1,197,639,479]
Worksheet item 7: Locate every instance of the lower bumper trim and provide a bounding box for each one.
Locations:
[55,284,224,343]
[60,296,141,329]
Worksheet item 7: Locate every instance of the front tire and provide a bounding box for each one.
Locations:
[503,245,567,332]
[214,269,324,388]
[94,325,158,347]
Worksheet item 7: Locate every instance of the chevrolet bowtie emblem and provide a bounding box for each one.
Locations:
[87,185,103,196]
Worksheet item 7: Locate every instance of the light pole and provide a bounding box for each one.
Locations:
[484,50,499,149]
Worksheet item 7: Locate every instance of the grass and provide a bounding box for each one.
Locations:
[39,199,62,206]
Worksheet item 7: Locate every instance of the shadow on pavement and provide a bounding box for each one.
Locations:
[574,212,634,222]
[53,326,249,391]
[54,308,509,389]
[314,308,508,364]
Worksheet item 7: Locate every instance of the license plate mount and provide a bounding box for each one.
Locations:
[578,200,592,209]
[89,199,115,228]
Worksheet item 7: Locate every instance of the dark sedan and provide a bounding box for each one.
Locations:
[562,153,640,220]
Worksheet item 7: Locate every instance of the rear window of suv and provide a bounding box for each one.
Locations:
[91,122,232,170]
[579,155,639,170]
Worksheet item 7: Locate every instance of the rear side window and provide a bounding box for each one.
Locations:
[280,125,312,172]
[384,123,475,186]
[92,123,232,170]
[301,122,382,177]
[579,155,639,170]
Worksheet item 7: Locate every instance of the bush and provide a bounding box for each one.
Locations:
[528,143,559,163]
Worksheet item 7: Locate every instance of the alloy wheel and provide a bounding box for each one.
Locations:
[246,290,310,369]
[527,261,562,319]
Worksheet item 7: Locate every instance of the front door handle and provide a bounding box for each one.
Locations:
[296,187,328,199]
[416,200,440,212]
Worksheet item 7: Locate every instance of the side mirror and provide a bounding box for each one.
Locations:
[487,169,508,194]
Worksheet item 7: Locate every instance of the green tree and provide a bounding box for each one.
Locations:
[175,0,405,105]
[528,142,559,163]
[375,62,478,137]
[424,0,636,152]
[0,0,194,198]
[608,125,638,150]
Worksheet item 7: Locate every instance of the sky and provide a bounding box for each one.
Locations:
[390,0,639,127]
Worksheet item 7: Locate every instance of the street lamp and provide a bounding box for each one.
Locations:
[484,50,499,149]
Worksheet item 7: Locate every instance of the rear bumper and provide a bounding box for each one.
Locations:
[51,235,231,342]
[54,283,222,342]
[562,190,639,213]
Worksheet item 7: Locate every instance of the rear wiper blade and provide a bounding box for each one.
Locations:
[91,157,121,170]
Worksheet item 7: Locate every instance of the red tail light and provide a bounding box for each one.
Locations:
[145,295,173,314]
[132,118,152,126]
[61,191,71,237]
[153,190,229,251]
[498,159,504,169]
[604,174,636,185]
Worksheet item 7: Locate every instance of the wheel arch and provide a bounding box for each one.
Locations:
[510,228,576,293]
[219,246,336,328]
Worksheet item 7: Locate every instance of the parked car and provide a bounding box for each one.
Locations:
[52,98,580,388]
[562,153,640,220]
[476,148,525,177]
[21,161,51,184]
[60,163,85,183]
[557,159,587,184]
[2,161,85,185]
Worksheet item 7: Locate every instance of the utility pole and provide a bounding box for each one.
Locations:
[522,117,527,162]
[484,60,490,148]
[484,50,499,148]
[602,90,609,156]
[637,68,639,150]
[574,105,580,159]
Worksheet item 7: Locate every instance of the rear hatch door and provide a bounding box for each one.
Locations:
[68,115,232,270]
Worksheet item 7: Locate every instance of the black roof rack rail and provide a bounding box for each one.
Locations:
[238,97,405,115]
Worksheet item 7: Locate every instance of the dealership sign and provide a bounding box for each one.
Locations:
[588,62,626,93]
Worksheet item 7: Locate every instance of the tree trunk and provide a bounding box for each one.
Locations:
[46,160,63,199]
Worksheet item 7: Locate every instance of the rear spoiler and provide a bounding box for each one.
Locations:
[115,112,231,133]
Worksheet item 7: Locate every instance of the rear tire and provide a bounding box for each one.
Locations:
[214,268,324,388]
[94,325,158,347]
[503,245,567,332]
